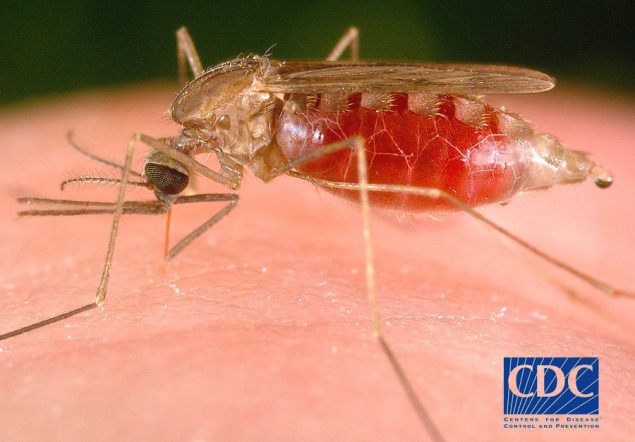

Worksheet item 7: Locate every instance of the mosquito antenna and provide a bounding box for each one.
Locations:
[60,176,150,191]
[67,132,143,178]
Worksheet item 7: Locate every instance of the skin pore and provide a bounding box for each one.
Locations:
[0,84,633,441]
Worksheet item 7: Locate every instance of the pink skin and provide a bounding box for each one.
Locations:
[0,85,634,441]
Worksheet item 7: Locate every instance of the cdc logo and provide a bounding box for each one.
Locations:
[504,357,599,415]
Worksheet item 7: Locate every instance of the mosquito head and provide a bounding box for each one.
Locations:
[144,150,189,200]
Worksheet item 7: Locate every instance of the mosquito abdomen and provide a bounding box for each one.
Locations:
[275,93,599,211]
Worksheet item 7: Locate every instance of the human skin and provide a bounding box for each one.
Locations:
[0,84,633,442]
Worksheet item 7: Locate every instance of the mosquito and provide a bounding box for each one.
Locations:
[3,27,632,441]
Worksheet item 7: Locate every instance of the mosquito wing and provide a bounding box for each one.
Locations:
[262,61,555,95]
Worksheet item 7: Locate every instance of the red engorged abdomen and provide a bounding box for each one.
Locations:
[275,93,529,211]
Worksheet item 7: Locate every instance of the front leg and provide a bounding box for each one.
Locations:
[165,193,239,263]
[1,134,140,341]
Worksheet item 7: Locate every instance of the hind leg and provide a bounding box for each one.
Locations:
[327,26,359,61]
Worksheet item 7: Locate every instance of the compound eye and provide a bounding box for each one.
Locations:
[144,163,189,195]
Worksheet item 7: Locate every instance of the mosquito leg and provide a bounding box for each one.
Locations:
[66,132,143,178]
[266,134,446,438]
[288,174,635,300]
[9,191,238,341]
[175,27,203,191]
[165,193,239,262]
[261,137,363,182]
[354,138,445,441]
[6,127,235,341]
[274,137,445,440]
[0,134,143,341]
[0,304,98,341]
[326,26,359,61]
[176,26,204,85]
[18,192,239,275]
[138,133,240,190]
[92,134,142,306]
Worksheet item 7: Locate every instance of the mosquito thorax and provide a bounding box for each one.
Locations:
[144,150,190,200]
[170,55,277,169]
[170,55,264,125]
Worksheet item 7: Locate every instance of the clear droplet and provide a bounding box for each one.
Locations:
[591,165,613,189]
